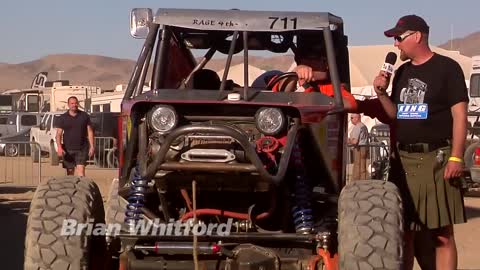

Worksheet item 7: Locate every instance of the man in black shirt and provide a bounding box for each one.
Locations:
[55,96,95,176]
[373,15,468,270]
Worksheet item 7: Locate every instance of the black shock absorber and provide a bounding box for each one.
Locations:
[290,135,314,234]
[125,163,149,232]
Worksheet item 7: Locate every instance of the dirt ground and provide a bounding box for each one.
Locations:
[1,164,479,269]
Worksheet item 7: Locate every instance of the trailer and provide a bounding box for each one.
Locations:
[463,55,480,186]
[1,80,101,113]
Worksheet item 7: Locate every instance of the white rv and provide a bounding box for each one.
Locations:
[89,84,150,112]
[89,84,125,112]
[46,83,101,112]
[1,81,101,113]
[462,55,480,184]
[467,55,480,126]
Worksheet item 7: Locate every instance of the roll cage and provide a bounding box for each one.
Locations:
[123,8,351,111]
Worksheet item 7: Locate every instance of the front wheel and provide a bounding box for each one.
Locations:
[4,143,19,157]
[338,180,404,270]
[24,176,108,270]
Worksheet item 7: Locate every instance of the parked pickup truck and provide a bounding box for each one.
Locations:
[30,112,62,164]
[0,112,43,138]
[30,111,120,167]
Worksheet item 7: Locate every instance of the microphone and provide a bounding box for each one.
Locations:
[381,52,397,77]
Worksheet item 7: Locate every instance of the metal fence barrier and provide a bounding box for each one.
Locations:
[31,137,119,170]
[0,136,387,186]
[346,142,391,183]
[88,136,118,169]
[0,138,119,187]
[0,141,41,186]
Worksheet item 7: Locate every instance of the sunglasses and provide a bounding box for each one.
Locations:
[394,31,416,42]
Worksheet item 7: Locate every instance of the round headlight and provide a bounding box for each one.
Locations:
[255,107,286,135]
[149,105,178,133]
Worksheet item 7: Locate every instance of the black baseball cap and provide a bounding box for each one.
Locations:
[384,15,430,37]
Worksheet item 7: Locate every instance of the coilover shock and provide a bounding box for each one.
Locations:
[125,163,149,233]
[290,135,314,234]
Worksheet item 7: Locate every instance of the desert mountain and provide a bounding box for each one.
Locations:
[438,31,480,57]
[0,54,137,91]
[0,53,294,91]
[1,33,477,92]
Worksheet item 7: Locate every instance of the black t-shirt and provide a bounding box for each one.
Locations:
[57,110,92,150]
[390,53,469,144]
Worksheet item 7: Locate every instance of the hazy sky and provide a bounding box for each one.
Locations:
[1,0,477,64]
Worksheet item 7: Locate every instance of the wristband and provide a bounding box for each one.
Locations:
[448,156,463,163]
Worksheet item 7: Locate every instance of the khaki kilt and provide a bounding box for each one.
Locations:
[391,145,467,231]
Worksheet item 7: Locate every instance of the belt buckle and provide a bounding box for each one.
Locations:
[404,144,415,153]
[409,144,426,153]
[412,144,422,153]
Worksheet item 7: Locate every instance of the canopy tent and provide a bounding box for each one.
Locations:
[216,64,266,87]
[347,45,472,132]
[347,45,472,88]
[209,45,472,133]
[212,45,472,90]
[283,45,473,134]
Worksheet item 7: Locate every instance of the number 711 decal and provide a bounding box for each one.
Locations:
[269,17,298,30]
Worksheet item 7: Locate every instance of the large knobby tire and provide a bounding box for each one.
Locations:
[105,178,127,227]
[101,178,128,269]
[24,176,107,270]
[338,180,404,270]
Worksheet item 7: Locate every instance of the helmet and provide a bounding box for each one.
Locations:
[294,32,326,61]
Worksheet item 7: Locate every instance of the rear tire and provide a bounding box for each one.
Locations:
[24,176,108,270]
[338,180,403,270]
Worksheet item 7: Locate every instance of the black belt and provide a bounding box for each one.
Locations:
[397,140,450,153]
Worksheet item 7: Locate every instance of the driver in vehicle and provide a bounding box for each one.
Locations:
[192,69,221,90]
[268,37,358,112]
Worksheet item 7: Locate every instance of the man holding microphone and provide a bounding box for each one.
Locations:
[373,14,468,270]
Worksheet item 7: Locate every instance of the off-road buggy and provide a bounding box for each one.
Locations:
[23,8,404,270]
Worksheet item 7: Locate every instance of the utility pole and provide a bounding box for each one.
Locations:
[57,70,64,80]
[450,24,454,51]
